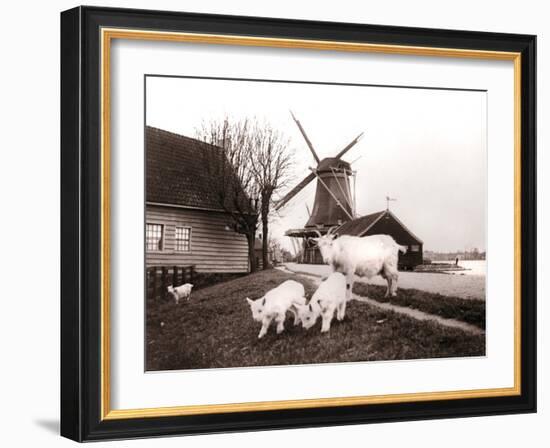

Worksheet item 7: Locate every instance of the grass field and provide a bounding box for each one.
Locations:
[146,269,485,371]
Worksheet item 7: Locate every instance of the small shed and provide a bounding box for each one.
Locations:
[253,239,273,270]
[336,210,423,270]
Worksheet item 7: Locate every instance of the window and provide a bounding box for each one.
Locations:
[410,245,420,252]
[146,223,164,251]
[175,226,191,252]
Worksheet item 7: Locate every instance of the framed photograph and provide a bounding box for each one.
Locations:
[61,6,536,442]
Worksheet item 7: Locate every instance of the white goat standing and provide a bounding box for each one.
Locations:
[313,229,407,301]
[167,283,194,304]
[245,280,306,339]
[297,272,347,333]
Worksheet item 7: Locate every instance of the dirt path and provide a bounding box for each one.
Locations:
[284,262,485,301]
[276,266,485,336]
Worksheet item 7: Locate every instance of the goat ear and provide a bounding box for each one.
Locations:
[332,234,338,239]
[246,297,254,306]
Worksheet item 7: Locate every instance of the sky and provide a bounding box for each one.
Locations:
[146,76,487,253]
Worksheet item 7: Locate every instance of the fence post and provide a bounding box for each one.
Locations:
[161,267,167,300]
[146,268,151,299]
[182,266,186,284]
[172,265,178,287]
[152,267,157,300]
[190,266,195,284]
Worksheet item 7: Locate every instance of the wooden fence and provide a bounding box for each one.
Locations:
[146,265,195,300]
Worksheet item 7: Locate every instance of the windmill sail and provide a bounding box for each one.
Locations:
[290,111,320,164]
[274,172,316,211]
[334,132,364,159]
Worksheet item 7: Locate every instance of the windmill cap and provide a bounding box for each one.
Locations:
[316,157,352,172]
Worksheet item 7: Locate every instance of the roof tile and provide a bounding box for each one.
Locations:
[146,126,253,213]
[336,211,385,236]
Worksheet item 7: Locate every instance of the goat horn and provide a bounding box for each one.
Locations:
[312,230,322,238]
[327,226,338,235]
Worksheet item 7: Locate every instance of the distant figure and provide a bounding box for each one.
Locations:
[455,256,459,266]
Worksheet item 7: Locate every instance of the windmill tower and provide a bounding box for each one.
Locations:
[275,113,363,263]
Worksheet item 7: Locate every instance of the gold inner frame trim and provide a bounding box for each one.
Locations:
[100,27,522,421]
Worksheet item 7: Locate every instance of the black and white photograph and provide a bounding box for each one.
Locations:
[145,75,487,371]
[0,0,542,444]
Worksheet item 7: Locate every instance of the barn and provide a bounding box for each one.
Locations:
[146,126,253,275]
[336,209,423,270]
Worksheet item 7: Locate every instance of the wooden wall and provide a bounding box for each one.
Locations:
[146,204,249,273]
[366,214,423,268]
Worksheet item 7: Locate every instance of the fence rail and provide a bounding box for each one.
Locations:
[146,265,196,300]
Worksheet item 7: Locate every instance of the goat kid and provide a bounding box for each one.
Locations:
[246,279,306,339]
[167,283,194,304]
[297,272,347,333]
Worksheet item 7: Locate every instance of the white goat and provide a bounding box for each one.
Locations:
[312,229,407,301]
[245,280,306,339]
[167,283,194,304]
[297,272,347,333]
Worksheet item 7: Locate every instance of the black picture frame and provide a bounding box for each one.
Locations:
[61,6,536,442]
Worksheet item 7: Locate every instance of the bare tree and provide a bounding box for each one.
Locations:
[196,118,260,272]
[248,120,294,269]
[196,117,294,272]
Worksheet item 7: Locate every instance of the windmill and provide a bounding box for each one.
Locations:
[275,112,363,263]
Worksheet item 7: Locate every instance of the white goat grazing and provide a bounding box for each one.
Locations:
[167,283,194,304]
[245,280,306,339]
[297,272,347,333]
[312,228,407,301]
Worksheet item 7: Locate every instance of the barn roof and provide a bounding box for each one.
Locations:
[336,210,423,244]
[146,126,254,213]
[335,210,386,236]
